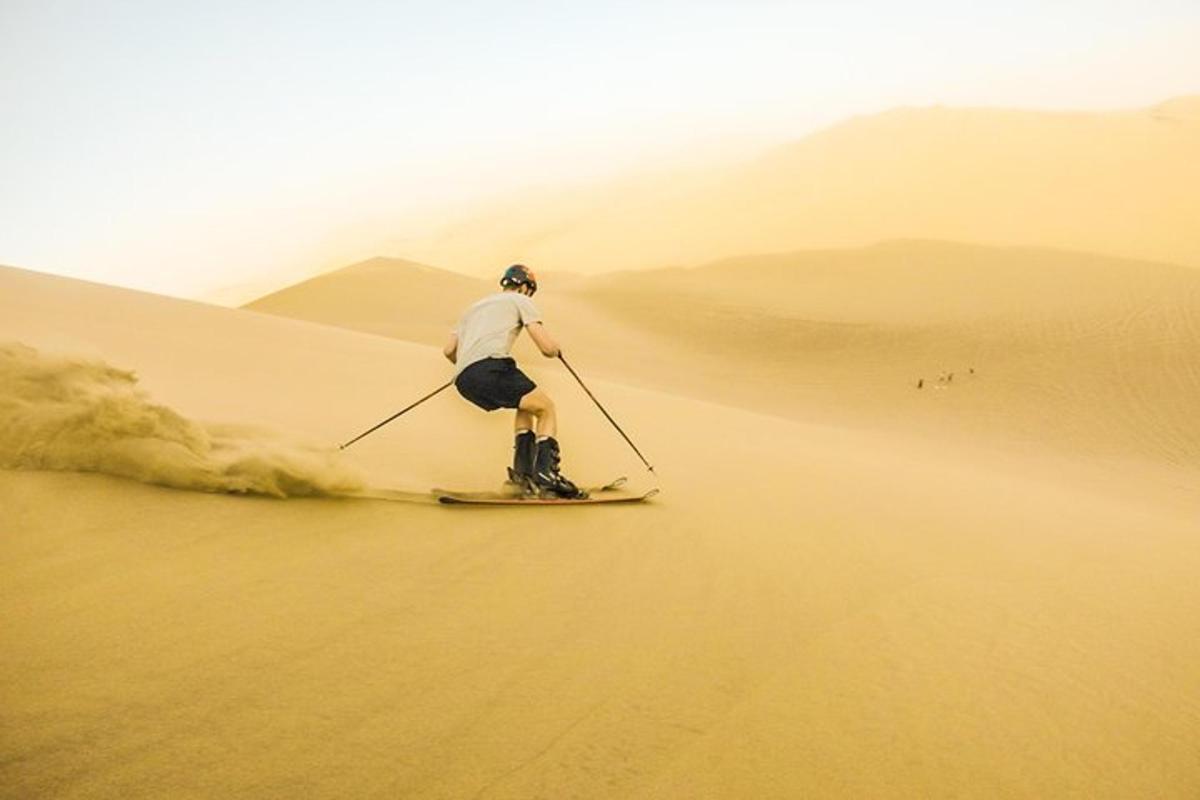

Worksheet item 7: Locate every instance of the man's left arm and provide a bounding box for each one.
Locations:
[525,322,561,358]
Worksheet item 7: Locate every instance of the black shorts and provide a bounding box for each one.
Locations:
[455,357,536,411]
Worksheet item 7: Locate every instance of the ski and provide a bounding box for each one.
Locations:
[432,476,628,502]
[436,488,658,506]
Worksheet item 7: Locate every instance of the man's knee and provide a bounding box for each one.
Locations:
[521,389,554,413]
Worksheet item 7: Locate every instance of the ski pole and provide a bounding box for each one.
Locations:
[558,354,655,474]
[339,380,454,450]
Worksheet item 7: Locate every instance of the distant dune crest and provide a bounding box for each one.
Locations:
[0,342,364,497]
[1152,95,1200,120]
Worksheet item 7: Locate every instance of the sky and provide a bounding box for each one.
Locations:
[2,0,1199,301]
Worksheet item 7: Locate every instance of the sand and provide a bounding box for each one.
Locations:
[3,256,1199,798]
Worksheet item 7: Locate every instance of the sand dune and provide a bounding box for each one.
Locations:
[565,241,1200,467]
[246,256,490,344]
[244,241,1200,473]
[4,263,1200,798]
[411,97,1200,274]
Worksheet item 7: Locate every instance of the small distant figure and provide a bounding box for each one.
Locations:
[917,379,924,389]
[969,367,976,375]
[947,372,954,383]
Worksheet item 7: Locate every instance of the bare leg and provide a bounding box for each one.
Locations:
[517,388,557,440]
[516,388,581,497]
[514,408,536,433]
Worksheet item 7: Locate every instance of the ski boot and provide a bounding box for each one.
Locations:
[506,430,537,496]
[533,437,588,499]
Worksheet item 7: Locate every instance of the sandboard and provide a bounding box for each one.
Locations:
[431,476,628,502]
[436,488,658,506]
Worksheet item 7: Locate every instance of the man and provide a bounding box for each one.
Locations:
[443,264,586,499]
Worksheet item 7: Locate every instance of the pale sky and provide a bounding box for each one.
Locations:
[3,0,1198,301]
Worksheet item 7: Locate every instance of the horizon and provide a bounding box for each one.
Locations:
[3,0,1199,302]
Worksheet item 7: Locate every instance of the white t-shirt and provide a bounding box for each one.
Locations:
[454,291,543,373]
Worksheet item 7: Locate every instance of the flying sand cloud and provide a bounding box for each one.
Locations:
[0,342,364,497]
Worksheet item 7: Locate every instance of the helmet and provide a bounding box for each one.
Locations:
[500,264,538,295]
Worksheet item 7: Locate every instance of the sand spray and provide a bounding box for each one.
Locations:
[0,342,364,497]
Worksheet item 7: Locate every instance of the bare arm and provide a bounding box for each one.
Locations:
[443,332,458,364]
[524,322,561,358]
